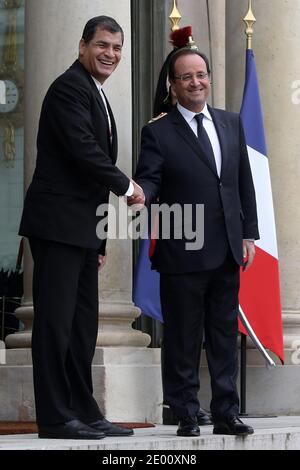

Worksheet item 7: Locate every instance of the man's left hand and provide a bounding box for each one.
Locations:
[98,253,107,271]
[242,240,255,272]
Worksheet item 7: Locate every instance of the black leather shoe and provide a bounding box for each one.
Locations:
[177,416,200,437]
[38,419,106,439]
[197,408,212,426]
[213,416,254,436]
[87,418,134,436]
[163,406,212,426]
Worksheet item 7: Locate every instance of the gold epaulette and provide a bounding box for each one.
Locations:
[148,112,168,124]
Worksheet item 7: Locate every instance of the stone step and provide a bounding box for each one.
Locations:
[2,349,300,422]
[1,417,300,450]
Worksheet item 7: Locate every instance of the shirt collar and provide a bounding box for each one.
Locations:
[91,76,103,92]
[177,102,212,123]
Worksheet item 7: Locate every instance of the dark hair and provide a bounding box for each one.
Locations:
[168,48,211,80]
[82,16,124,44]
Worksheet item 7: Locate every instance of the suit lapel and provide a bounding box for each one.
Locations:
[92,84,116,158]
[94,88,109,121]
[70,60,116,159]
[171,107,219,177]
[100,89,118,162]
[72,60,109,123]
[105,97,118,163]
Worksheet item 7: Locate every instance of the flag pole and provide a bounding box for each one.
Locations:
[169,0,182,31]
[243,0,256,50]
[239,306,276,369]
[239,0,275,367]
[238,0,276,417]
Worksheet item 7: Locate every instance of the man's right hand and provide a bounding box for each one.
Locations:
[127,180,145,207]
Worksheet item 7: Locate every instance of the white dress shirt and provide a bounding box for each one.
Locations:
[177,102,222,177]
[177,103,253,242]
[92,77,112,136]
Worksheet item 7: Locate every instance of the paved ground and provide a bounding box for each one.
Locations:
[1,416,300,450]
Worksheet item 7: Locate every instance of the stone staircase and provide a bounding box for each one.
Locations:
[1,417,300,450]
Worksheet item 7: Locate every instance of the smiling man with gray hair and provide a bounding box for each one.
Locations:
[131,47,259,438]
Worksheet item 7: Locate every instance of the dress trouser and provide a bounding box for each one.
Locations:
[29,238,103,426]
[160,252,240,421]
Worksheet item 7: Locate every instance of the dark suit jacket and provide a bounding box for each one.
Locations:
[135,106,259,273]
[19,60,129,253]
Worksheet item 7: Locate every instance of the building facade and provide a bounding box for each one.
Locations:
[0,0,299,421]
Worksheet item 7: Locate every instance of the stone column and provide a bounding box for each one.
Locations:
[5,242,33,348]
[2,0,159,423]
[209,0,226,109]
[5,0,150,349]
[218,0,300,415]
[226,0,300,364]
[97,233,150,347]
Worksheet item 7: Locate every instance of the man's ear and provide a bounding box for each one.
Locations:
[79,38,85,57]
[170,86,177,104]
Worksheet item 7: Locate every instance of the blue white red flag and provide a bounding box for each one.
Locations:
[239,49,284,363]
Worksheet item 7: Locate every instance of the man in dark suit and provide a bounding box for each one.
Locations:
[152,27,212,428]
[19,16,144,440]
[131,48,259,437]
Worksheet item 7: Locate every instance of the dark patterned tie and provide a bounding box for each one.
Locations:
[194,113,217,174]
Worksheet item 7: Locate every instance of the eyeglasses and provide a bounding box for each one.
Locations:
[174,72,209,82]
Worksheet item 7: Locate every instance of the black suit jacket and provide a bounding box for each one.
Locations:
[19,60,129,253]
[135,106,259,273]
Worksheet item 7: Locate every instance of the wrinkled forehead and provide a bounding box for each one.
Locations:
[174,54,208,74]
[91,27,123,45]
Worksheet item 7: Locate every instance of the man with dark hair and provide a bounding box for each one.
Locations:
[19,16,143,440]
[131,48,258,437]
[152,29,212,428]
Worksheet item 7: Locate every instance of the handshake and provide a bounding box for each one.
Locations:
[126,179,145,210]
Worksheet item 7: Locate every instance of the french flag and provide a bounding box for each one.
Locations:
[239,49,284,363]
[133,235,162,322]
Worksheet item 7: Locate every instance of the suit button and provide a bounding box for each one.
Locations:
[219,182,223,187]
